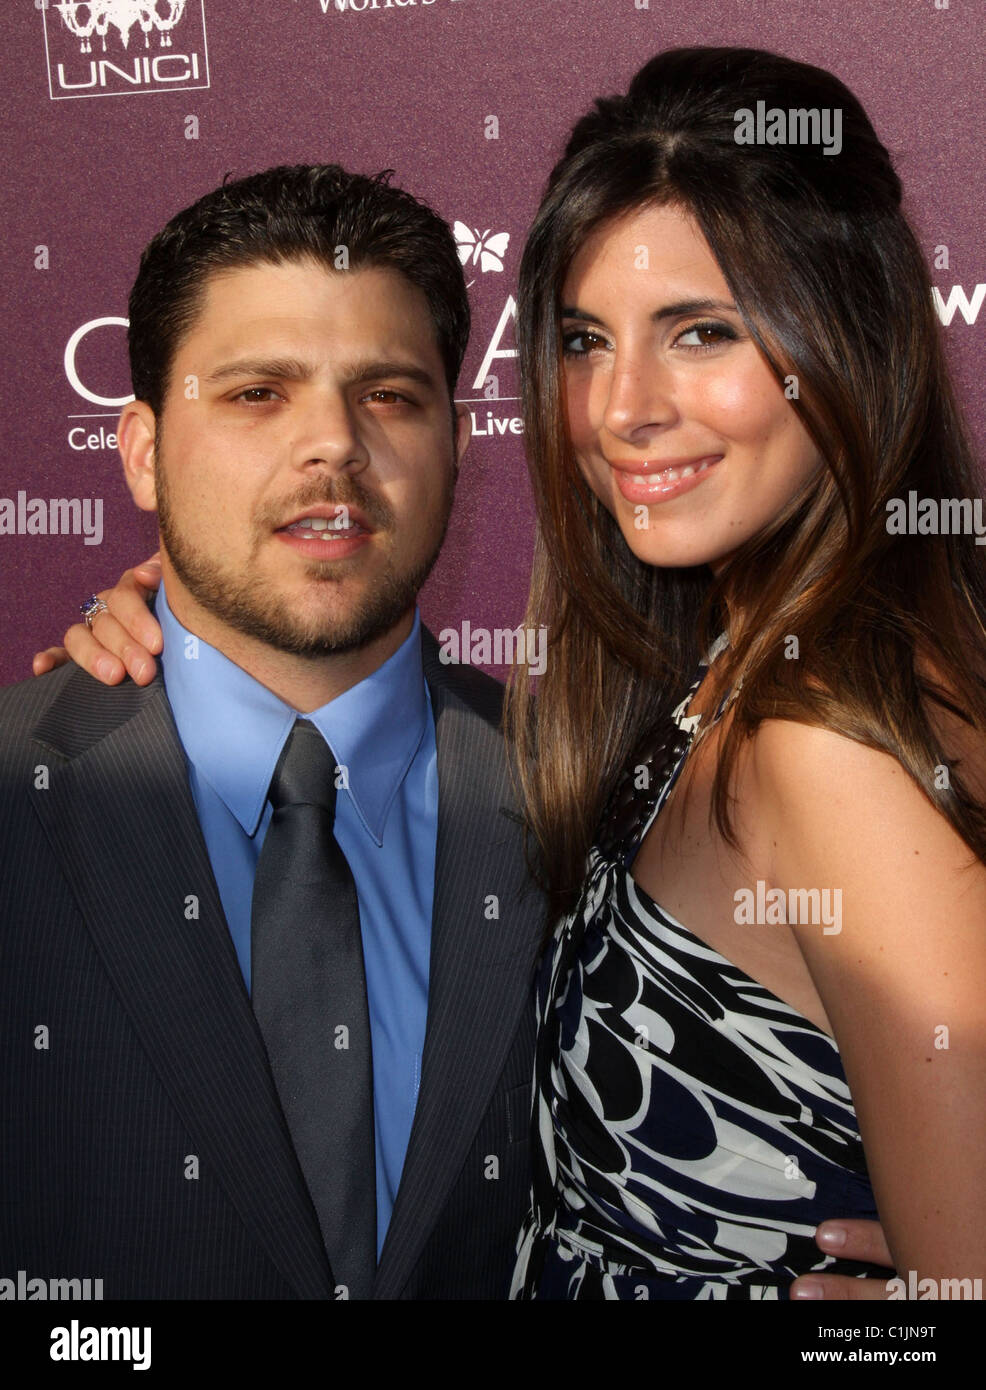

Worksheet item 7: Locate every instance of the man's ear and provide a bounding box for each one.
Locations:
[118,401,158,512]
[453,400,471,475]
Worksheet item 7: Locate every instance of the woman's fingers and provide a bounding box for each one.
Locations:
[63,611,156,686]
[816,1218,894,1267]
[32,647,71,676]
[790,1218,896,1298]
[105,558,164,654]
[132,552,162,588]
[34,556,165,685]
[791,1273,894,1300]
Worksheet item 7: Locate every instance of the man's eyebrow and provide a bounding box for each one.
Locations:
[202,357,439,389]
[203,357,315,384]
[560,298,739,328]
[345,359,439,390]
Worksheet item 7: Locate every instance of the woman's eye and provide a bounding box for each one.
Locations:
[674,321,736,350]
[562,329,610,357]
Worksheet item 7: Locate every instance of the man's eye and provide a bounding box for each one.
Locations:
[362,389,409,405]
[562,329,610,357]
[233,387,281,403]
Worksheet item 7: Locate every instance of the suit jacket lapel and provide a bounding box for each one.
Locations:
[373,631,541,1298]
[30,670,333,1300]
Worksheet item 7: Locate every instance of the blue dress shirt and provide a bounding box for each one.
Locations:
[156,583,437,1258]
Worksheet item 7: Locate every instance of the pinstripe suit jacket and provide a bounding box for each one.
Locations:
[0,628,543,1299]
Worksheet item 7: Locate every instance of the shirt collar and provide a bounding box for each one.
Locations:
[157,583,429,845]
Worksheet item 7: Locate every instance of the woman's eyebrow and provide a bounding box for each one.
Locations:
[560,298,739,327]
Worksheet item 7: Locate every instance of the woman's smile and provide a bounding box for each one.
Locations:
[606,452,724,503]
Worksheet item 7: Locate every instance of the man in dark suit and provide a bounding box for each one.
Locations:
[8,162,895,1305]
[0,164,541,1300]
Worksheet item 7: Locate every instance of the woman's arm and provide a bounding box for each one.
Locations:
[752,719,986,1290]
[32,554,163,685]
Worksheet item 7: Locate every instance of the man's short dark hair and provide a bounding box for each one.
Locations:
[128,163,470,415]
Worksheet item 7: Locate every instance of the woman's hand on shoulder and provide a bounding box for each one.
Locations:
[749,718,986,1291]
[32,554,164,686]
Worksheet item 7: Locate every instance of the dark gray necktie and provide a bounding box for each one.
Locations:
[251,718,376,1299]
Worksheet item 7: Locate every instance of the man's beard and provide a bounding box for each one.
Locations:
[155,460,456,659]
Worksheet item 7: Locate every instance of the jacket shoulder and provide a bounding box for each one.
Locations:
[0,666,87,836]
[420,626,506,729]
[0,664,163,774]
[0,664,80,756]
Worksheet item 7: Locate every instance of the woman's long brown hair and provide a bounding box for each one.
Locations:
[506,46,986,925]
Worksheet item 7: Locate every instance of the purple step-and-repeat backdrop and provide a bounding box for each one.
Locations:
[1,0,983,687]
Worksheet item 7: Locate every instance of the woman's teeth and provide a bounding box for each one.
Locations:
[628,458,716,484]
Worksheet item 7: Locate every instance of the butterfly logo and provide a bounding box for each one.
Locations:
[454,223,510,282]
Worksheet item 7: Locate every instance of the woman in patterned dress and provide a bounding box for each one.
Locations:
[505,47,986,1298]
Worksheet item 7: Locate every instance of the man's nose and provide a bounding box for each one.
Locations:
[290,393,371,475]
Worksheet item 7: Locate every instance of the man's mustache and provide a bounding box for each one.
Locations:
[257,477,393,532]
